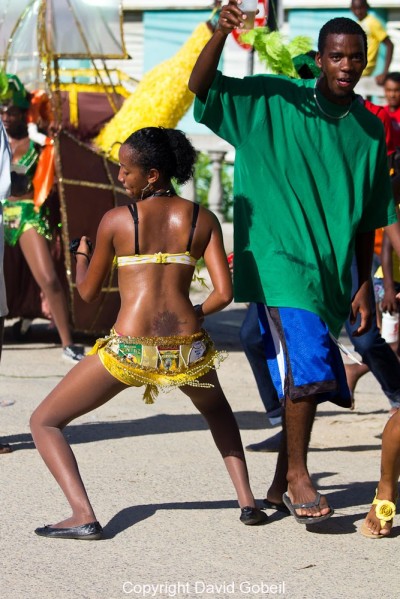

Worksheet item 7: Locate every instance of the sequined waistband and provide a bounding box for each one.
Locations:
[110,327,206,347]
[89,328,211,372]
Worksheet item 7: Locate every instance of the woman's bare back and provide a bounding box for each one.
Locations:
[75,129,232,339]
[112,196,213,337]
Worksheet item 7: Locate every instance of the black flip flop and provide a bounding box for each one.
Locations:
[263,498,290,515]
[282,492,334,524]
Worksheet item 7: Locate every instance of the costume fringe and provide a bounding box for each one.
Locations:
[88,329,227,404]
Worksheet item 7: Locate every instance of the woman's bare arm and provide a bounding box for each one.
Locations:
[199,212,233,316]
[75,211,116,303]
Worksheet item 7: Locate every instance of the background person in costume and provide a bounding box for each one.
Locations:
[189,6,397,523]
[29,126,267,541]
[350,0,394,85]
[0,72,55,146]
[0,118,12,453]
[0,75,83,362]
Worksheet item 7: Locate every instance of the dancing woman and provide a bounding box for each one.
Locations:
[30,126,267,540]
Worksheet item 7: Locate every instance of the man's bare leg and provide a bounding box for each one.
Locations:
[266,395,331,518]
[264,427,287,506]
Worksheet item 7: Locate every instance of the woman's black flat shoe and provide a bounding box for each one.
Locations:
[34,521,103,540]
[240,507,268,526]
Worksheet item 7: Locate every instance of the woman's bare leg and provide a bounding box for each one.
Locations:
[30,355,126,527]
[19,228,73,347]
[362,409,400,536]
[181,370,256,509]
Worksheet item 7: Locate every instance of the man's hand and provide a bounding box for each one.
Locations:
[219,0,242,35]
[382,284,398,314]
[349,280,372,336]
[189,0,245,98]
[218,0,258,34]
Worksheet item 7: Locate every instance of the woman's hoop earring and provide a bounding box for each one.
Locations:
[140,182,152,201]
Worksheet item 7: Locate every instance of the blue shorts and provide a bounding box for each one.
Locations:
[257,304,351,408]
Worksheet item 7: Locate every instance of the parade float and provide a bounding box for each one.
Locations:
[0,0,215,335]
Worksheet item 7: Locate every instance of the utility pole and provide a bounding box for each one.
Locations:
[248,49,255,76]
[267,0,279,32]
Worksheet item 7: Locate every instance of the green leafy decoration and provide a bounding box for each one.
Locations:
[240,27,313,78]
[0,70,9,100]
[191,264,209,290]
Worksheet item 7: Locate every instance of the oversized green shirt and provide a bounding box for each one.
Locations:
[194,72,396,336]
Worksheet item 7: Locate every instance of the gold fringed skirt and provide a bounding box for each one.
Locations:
[87,329,227,404]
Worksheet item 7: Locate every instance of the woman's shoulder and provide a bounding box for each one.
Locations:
[176,196,217,217]
[104,204,131,219]
[98,204,132,231]
[177,197,222,231]
[197,203,223,228]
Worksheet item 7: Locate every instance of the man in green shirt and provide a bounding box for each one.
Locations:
[189,3,397,524]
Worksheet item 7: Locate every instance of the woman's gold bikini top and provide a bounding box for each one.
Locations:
[116,201,199,268]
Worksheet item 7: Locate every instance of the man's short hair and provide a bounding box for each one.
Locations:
[384,72,400,85]
[318,17,368,56]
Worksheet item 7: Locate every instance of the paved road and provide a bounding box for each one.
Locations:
[0,302,398,599]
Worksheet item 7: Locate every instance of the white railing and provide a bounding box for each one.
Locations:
[189,133,233,222]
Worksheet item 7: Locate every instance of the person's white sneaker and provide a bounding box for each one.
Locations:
[62,345,85,362]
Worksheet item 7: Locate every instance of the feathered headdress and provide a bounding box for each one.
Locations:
[0,71,30,109]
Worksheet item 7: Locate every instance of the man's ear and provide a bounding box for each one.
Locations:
[315,52,322,69]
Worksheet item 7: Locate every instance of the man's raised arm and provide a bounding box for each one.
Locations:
[189,0,247,100]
